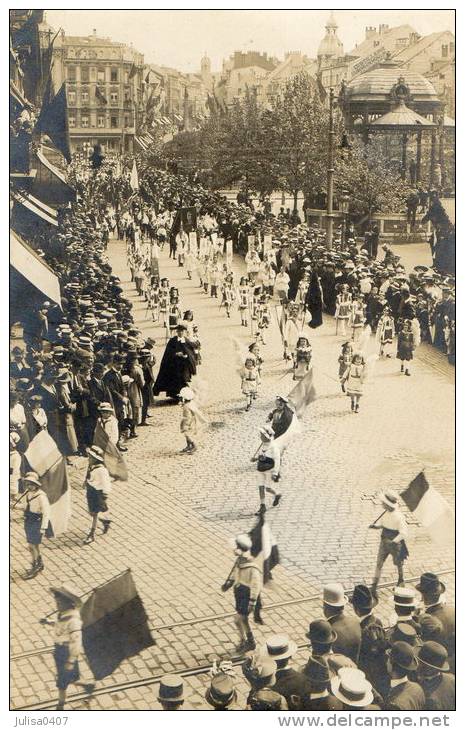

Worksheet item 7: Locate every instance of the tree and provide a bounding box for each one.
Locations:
[334,137,411,220]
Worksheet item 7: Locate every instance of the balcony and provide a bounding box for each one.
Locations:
[69,126,135,136]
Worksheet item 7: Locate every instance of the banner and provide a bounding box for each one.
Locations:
[81,569,155,680]
[24,431,71,535]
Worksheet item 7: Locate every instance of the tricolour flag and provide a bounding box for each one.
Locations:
[129,160,139,191]
[128,62,137,80]
[93,420,128,481]
[95,86,108,105]
[81,569,155,680]
[35,82,71,162]
[24,431,71,535]
[400,471,454,545]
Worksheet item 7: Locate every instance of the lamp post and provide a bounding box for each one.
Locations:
[340,190,350,250]
[326,87,336,250]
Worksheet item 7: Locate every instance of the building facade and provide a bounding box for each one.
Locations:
[51,29,144,154]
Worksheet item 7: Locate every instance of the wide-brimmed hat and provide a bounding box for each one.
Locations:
[205,673,237,708]
[235,533,252,552]
[323,582,348,607]
[97,402,114,413]
[276,394,289,403]
[306,619,337,644]
[179,387,195,401]
[264,634,298,661]
[331,669,373,707]
[350,584,378,610]
[387,641,419,672]
[415,572,446,596]
[381,490,398,510]
[417,641,449,672]
[23,471,41,487]
[87,445,105,462]
[249,688,285,711]
[392,586,417,608]
[157,674,184,703]
[50,584,82,608]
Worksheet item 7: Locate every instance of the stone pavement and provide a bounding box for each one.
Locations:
[10,240,454,710]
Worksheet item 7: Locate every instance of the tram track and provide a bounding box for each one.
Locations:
[12,568,454,711]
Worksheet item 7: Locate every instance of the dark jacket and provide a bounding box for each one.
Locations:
[425,603,455,669]
[273,667,312,710]
[328,612,362,664]
[305,694,343,711]
[385,680,425,711]
[422,673,455,711]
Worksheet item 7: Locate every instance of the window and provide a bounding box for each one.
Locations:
[98,115,105,128]
[67,65,76,81]
[97,68,105,82]
[124,115,130,128]
[81,66,89,82]
[69,116,76,128]
[81,115,89,128]
[68,90,76,104]
[81,89,89,103]
[110,116,118,128]
[90,67,96,80]
[110,68,118,82]
[110,91,119,104]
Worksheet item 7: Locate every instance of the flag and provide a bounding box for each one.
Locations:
[24,431,71,535]
[249,515,279,583]
[95,86,107,105]
[93,421,128,481]
[129,160,139,191]
[129,62,137,80]
[400,471,454,545]
[81,569,155,680]
[35,82,71,162]
[288,367,317,418]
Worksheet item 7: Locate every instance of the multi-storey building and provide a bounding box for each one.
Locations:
[51,29,144,154]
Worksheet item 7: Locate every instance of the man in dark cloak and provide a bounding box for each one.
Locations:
[153,324,197,400]
[305,271,324,329]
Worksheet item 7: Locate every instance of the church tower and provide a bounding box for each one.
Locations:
[317,12,344,68]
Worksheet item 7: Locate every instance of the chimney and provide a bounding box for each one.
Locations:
[365,26,376,40]
[379,24,389,35]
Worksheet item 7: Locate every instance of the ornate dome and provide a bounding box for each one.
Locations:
[345,67,439,104]
[318,12,344,59]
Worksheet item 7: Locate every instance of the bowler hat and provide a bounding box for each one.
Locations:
[157,674,184,703]
[415,572,446,596]
[323,582,348,607]
[350,584,378,610]
[417,641,449,672]
[306,619,337,644]
[249,688,284,711]
[387,641,418,672]
[205,673,237,708]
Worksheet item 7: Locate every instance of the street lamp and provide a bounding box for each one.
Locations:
[340,190,350,250]
[326,87,335,250]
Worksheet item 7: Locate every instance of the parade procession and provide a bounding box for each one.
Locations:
[9,7,455,718]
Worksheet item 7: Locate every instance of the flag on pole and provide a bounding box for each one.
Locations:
[128,62,137,80]
[35,82,71,163]
[93,420,128,481]
[24,431,71,535]
[288,367,317,418]
[129,160,139,191]
[81,569,155,680]
[400,471,454,545]
[95,86,108,105]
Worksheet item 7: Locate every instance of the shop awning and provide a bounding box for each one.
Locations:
[10,230,61,305]
[13,190,58,226]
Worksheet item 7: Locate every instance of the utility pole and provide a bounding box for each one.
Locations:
[326,87,335,250]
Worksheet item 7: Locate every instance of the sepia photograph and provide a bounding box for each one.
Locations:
[9,4,456,720]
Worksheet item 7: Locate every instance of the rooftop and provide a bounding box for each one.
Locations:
[345,66,439,102]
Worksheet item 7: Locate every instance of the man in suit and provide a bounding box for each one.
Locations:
[301,619,357,678]
[350,584,387,696]
[323,583,361,664]
[103,354,127,443]
[416,573,455,673]
[384,642,425,710]
[303,656,343,711]
[10,346,30,381]
[417,642,455,711]
[263,634,311,710]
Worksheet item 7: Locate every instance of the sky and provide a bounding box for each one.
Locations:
[45,9,455,73]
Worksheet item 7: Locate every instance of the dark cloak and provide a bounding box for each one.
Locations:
[305,271,324,329]
[153,336,197,398]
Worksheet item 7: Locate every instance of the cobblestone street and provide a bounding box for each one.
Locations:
[10,240,454,710]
